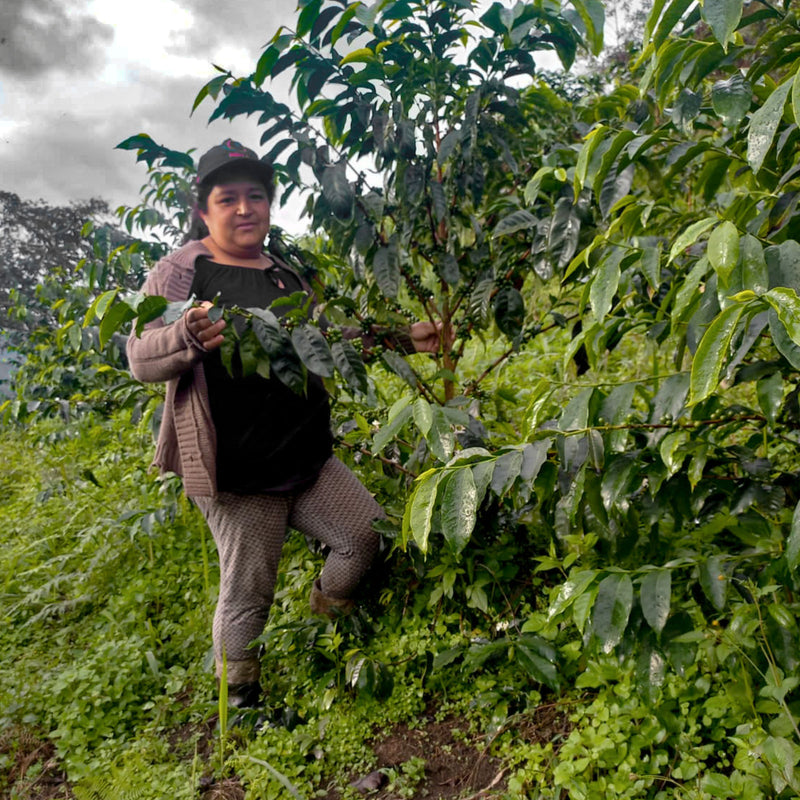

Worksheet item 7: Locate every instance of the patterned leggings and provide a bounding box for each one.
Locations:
[194,456,382,684]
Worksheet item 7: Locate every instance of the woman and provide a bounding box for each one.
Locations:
[126,140,441,709]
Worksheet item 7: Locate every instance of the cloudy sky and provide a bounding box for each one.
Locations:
[1,0,564,235]
[0,0,302,226]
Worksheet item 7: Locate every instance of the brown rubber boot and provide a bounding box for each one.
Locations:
[226,681,262,709]
[309,578,355,618]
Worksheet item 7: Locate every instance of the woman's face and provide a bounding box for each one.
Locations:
[199,179,271,259]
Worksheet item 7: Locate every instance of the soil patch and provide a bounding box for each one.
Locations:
[199,776,246,799]
[0,726,73,800]
[321,713,506,799]
[516,703,572,751]
[168,712,219,763]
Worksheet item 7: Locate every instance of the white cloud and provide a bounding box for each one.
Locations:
[89,0,209,80]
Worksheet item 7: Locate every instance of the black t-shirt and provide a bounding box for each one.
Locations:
[189,256,333,494]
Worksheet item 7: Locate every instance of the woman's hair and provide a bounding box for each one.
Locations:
[183,162,276,243]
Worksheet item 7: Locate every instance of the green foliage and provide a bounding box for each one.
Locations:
[0,416,214,784]
[4,0,800,797]
[1,219,164,425]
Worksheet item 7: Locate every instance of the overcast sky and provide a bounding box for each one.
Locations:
[0,0,559,236]
[0,0,302,227]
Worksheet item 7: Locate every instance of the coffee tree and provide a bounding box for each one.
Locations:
[528,0,800,758]
[0,199,166,421]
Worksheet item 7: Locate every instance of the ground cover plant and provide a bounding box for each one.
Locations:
[3,0,800,797]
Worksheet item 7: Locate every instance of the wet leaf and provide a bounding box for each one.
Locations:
[575,125,606,193]
[757,371,783,426]
[437,128,461,164]
[740,234,768,295]
[570,0,604,55]
[672,89,702,133]
[99,301,136,348]
[701,0,742,52]
[748,79,792,174]
[601,455,636,510]
[403,469,442,553]
[636,640,666,699]
[403,162,425,206]
[493,209,536,238]
[270,342,306,395]
[520,441,549,486]
[412,397,433,436]
[600,382,635,452]
[707,221,739,284]
[587,429,604,471]
[291,324,334,377]
[87,289,118,325]
[669,217,717,263]
[238,327,261,377]
[206,305,224,323]
[787,500,800,573]
[430,180,447,222]
[219,331,236,377]
[651,0,694,49]
[516,635,559,690]
[438,253,460,285]
[493,286,525,339]
[354,222,375,255]
[548,569,598,621]
[439,468,478,554]
[768,308,800,369]
[491,449,524,496]
[372,238,400,298]
[689,301,748,405]
[321,163,354,220]
[766,240,800,292]
[659,430,689,476]
[251,309,283,351]
[372,403,412,453]
[590,247,623,321]
[712,74,751,128]
[339,47,378,65]
[592,573,634,653]
[764,287,800,349]
[640,245,661,289]
[641,570,671,633]
[381,349,418,389]
[699,555,728,612]
[425,406,455,462]
[332,340,368,394]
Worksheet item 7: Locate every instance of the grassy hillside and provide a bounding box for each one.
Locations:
[2,409,797,799]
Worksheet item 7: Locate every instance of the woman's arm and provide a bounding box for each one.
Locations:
[408,321,450,353]
[126,312,215,383]
[345,320,452,356]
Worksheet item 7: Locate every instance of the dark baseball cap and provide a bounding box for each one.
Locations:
[196,139,274,188]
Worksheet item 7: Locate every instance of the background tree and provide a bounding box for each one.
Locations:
[0,192,110,341]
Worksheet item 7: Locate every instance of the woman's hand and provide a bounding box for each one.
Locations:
[409,320,453,354]
[186,301,226,352]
